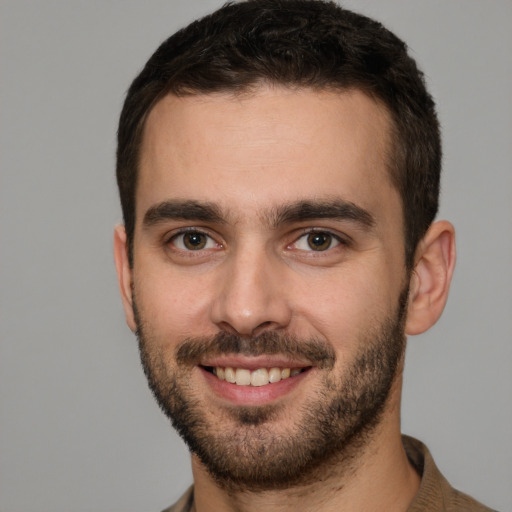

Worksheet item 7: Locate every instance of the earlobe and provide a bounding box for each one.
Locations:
[113,224,137,332]
[405,221,456,335]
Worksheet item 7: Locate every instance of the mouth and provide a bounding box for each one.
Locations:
[199,358,313,405]
[202,365,309,386]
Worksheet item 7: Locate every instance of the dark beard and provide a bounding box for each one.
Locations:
[135,287,408,492]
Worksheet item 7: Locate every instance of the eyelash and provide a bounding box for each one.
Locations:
[165,227,350,254]
[291,229,350,252]
[166,228,222,252]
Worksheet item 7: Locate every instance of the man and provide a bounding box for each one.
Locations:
[113,1,495,511]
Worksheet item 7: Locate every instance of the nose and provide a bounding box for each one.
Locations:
[210,245,292,337]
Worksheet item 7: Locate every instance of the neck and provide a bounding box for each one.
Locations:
[191,403,420,512]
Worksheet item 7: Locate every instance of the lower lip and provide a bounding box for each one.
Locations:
[200,367,311,406]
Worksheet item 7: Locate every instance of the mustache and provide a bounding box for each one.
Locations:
[175,331,336,369]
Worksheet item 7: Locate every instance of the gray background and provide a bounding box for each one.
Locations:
[1,1,511,511]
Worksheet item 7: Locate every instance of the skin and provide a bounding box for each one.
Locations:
[114,86,456,512]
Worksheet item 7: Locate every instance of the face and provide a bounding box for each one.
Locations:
[121,87,410,489]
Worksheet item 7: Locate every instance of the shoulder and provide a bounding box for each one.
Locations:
[403,436,497,512]
[161,486,194,512]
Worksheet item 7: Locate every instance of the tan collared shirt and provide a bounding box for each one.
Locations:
[162,436,495,512]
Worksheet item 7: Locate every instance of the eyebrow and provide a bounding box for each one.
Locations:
[268,199,375,230]
[143,200,225,227]
[142,198,375,231]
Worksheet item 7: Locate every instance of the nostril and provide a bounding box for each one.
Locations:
[252,321,275,337]
[218,320,276,337]
[218,322,241,336]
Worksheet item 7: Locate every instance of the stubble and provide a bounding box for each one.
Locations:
[134,286,408,492]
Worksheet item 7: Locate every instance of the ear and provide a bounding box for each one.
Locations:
[405,220,456,335]
[113,224,137,332]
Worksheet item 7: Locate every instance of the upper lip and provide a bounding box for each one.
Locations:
[199,355,313,370]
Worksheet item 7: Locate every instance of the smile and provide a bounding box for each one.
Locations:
[206,366,307,386]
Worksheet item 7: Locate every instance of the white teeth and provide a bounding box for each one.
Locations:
[251,368,269,386]
[268,367,282,383]
[225,367,236,383]
[212,366,305,386]
[235,368,251,386]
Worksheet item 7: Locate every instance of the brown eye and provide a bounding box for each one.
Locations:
[307,232,333,251]
[183,232,207,250]
[172,231,215,251]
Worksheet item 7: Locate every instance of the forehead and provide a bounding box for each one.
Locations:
[137,86,399,226]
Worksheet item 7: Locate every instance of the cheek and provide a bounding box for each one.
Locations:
[291,269,395,348]
[134,267,216,341]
